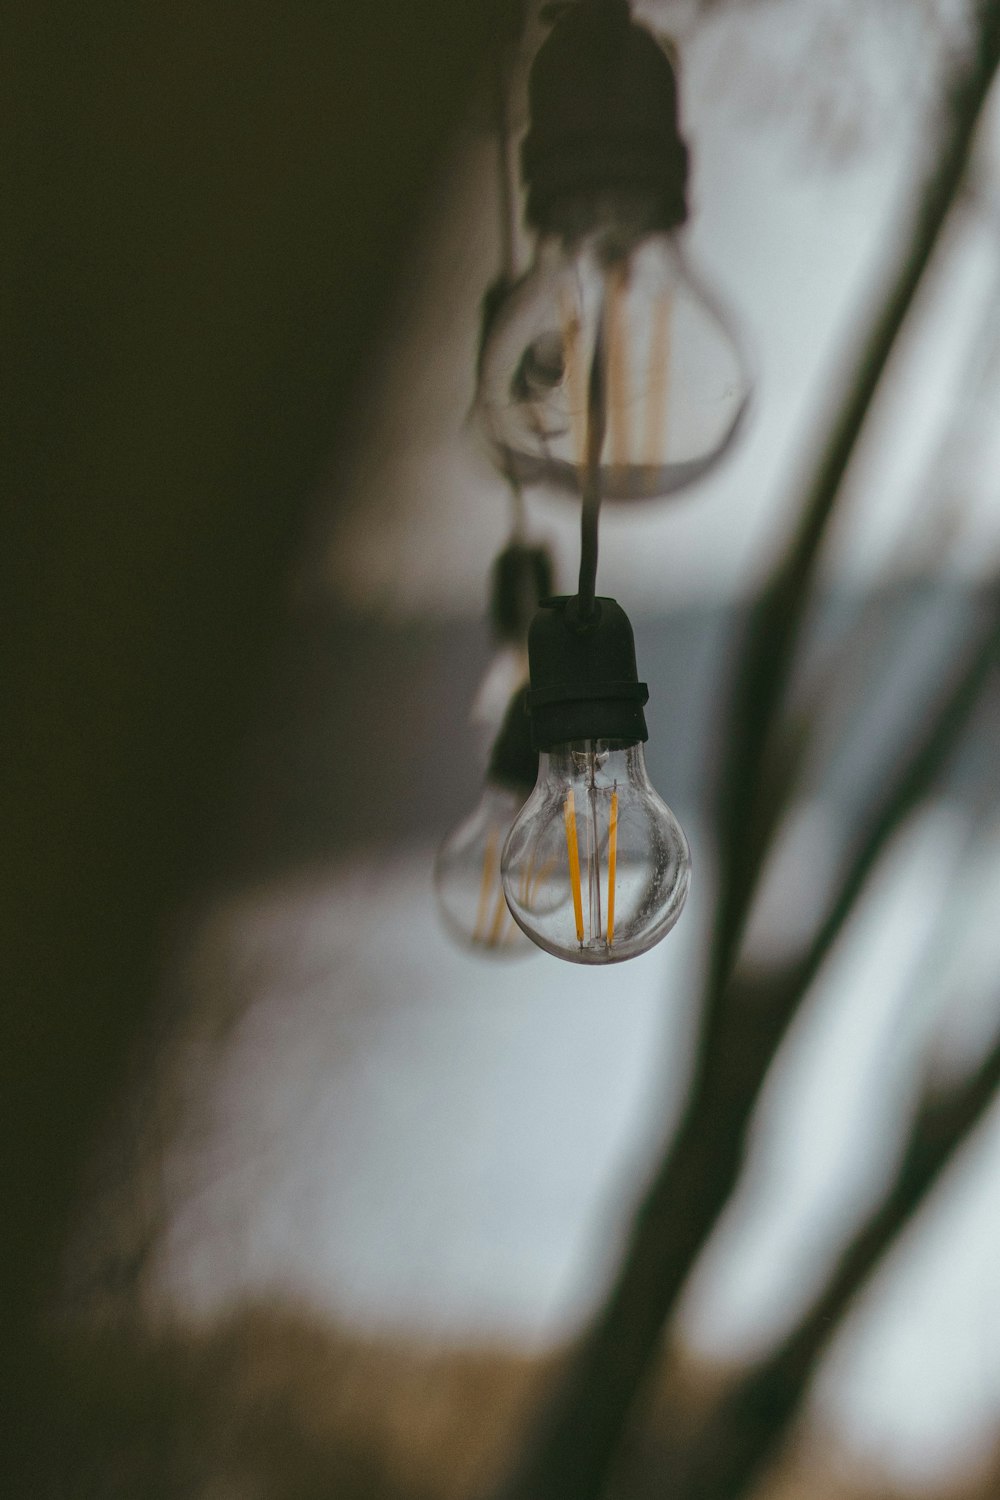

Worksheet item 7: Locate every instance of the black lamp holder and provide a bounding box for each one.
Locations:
[521,0,689,241]
[525,594,648,751]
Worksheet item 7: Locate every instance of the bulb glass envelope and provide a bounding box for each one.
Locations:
[502,739,690,964]
[435,782,537,956]
[477,229,750,501]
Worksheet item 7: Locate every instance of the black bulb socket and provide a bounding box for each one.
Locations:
[526,595,648,751]
[488,685,539,792]
[522,0,689,240]
[491,541,555,642]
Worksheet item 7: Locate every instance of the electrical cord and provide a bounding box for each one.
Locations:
[577,308,606,619]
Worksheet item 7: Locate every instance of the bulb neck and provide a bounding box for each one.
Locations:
[521,0,689,241]
[542,738,648,783]
[525,595,649,751]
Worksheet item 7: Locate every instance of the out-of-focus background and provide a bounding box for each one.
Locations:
[7,3,1000,1497]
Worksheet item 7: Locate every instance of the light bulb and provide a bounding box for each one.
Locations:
[477,230,749,500]
[435,780,535,956]
[502,738,689,963]
[434,688,538,958]
[500,592,690,964]
[475,0,749,501]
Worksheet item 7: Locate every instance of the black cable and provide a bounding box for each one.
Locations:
[577,309,606,619]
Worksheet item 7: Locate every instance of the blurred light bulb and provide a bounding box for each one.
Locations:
[436,780,534,955]
[435,688,538,958]
[476,0,749,501]
[502,738,689,963]
[500,593,690,964]
[478,230,749,500]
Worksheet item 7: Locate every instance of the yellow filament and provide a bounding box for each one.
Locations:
[474,828,498,944]
[643,292,672,467]
[564,790,585,943]
[487,883,510,948]
[560,289,587,464]
[607,790,619,947]
[607,266,630,471]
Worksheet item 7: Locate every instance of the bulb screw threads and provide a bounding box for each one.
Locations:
[522,0,689,238]
[525,595,649,750]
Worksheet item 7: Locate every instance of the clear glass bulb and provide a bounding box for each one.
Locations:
[434,781,535,957]
[501,739,690,964]
[477,226,749,501]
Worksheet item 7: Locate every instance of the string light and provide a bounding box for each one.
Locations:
[441,0,750,963]
[500,596,690,964]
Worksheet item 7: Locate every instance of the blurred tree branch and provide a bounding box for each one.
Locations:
[491,4,1000,1499]
[645,1008,1000,1500]
[767,594,1000,1020]
[706,0,1000,1022]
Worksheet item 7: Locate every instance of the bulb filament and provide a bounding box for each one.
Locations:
[561,274,674,479]
[607,788,618,947]
[644,292,672,466]
[587,766,603,943]
[473,825,519,950]
[474,827,499,942]
[562,780,620,950]
[563,787,585,943]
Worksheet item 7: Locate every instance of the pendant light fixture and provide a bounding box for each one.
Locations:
[498,213,691,964]
[500,595,689,963]
[475,0,750,501]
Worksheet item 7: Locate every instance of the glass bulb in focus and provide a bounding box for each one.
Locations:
[501,738,689,964]
[477,228,749,501]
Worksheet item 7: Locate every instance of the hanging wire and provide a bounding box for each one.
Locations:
[577,309,607,618]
